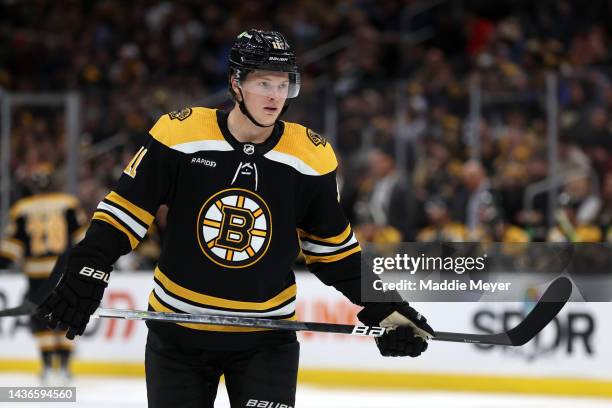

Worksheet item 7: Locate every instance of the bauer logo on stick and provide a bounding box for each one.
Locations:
[352,325,387,336]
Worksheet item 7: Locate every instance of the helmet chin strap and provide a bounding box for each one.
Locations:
[237,88,290,128]
[238,88,274,128]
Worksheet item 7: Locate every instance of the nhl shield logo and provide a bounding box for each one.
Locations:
[306,129,326,147]
[168,107,193,121]
[243,144,255,155]
[196,188,272,268]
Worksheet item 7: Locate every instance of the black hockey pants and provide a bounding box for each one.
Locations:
[145,330,299,408]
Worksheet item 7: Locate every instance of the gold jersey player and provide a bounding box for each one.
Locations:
[0,169,86,382]
[38,30,433,407]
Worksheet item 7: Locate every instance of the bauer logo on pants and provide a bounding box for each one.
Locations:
[196,188,272,268]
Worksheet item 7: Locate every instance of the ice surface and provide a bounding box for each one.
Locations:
[0,373,610,407]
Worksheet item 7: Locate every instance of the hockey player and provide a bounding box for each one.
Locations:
[0,167,86,382]
[37,30,434,407]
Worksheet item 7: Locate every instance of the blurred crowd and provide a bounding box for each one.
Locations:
[2,0,612,268]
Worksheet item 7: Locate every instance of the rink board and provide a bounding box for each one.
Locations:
[0,272,610,397]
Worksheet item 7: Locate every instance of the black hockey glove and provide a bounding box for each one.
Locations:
[37,252,111,340]
[358,302,434,357]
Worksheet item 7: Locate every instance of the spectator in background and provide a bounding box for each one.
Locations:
[413,136,458,201]
[548,193,602,242]
[2,0,612,247]
[452,160,497,234]
[470,200,530,243]
[417,196,467,242]
[353,148,416,242]
[574,107,612,177]
[597,172,612,231]
[557,132,593,178]
[563,176,602,226]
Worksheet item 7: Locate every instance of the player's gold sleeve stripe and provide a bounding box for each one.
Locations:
[92,212,140,249]
[0,251,16,261]
[105,191,154,226]
[154,267,296,310]
[148,292,280,332]
[23,256,57,277]
[0,238,25,260]
[303,245,361,264]
[299,225,352,245]
[203,219,221,228]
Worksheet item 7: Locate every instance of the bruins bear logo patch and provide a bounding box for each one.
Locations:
[306,128,327,147]
[168,108,192,121]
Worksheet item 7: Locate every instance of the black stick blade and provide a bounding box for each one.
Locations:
[0,299,37,317]
[506,276,572,346]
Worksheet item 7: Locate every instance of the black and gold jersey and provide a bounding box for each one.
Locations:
[83,107,361,349]
[0,193,86,279]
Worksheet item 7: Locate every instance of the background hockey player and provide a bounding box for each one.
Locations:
[37,29,433,407]
[0,166,86,382]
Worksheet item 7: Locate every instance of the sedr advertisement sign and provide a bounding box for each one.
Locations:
[0,273,610,382]
[295,274,612,381]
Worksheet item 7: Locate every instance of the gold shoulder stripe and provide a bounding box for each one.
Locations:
[271,122,337,175]
[105,192,154,226]
[154,267,296,311]
[0,250,17,261]
[8,196,38,219]
[303,245,361,264]
[147,292,293,332]
[0,238,25,260]
[299,225,352,245]
[93,212,140,249]
[149,107,225,148]
[46,193,79,208]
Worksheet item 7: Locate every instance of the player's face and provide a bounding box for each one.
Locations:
[240,71,289,125]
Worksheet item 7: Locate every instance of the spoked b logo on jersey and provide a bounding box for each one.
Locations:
[196,188,272,268]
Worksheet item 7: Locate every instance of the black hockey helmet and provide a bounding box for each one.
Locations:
[24,163,54,195]
[228,29,300,127]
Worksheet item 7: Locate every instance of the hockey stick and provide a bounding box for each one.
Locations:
[0,250,67,318]
[0,299,38,317]
[92,276,572,346]
[0,277,572,346]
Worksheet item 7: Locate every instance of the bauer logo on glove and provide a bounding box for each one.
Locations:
[78,266,110,283]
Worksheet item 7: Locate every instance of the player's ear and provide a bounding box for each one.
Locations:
[230,75,242,102]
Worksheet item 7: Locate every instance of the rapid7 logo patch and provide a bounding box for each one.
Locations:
[351,325,387,336]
